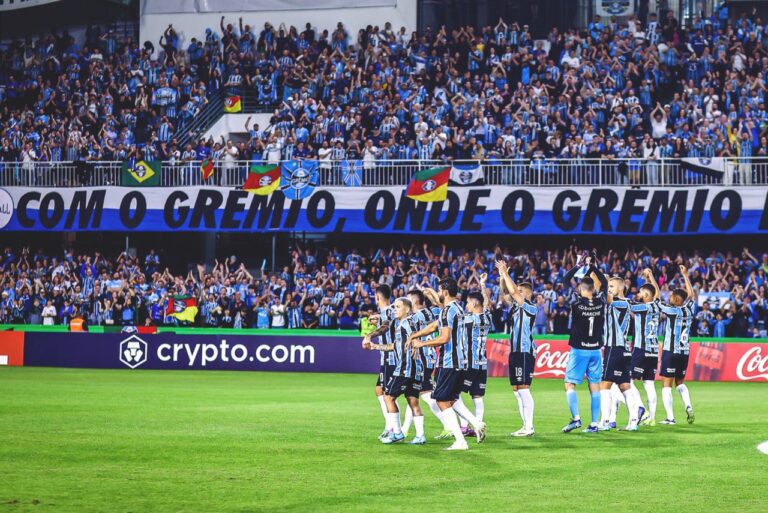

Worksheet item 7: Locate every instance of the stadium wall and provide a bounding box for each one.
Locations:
[139,0,418,52]
[1,329,767,383]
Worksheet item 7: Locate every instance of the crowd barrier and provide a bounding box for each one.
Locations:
[1,329,766,382]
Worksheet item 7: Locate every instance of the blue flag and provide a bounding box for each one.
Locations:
[341,160,363,187]
[281,160,319,200]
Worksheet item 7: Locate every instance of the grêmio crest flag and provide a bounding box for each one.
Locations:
[121,159,161,186]
[449,162,485,185]
[281,160,319,200]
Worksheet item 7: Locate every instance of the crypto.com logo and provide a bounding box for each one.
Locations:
[120,335,148,369]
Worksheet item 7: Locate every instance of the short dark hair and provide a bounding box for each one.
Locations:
[580,276,595,291]
[407,289,425,306]
[439,277,458,297]
[467,291,484,306]
[376,284,392,299]
[518,282,533,292]
[640,284,656,296]
[672,288,688,302]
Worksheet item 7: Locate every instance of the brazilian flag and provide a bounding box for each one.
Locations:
[122,160,161,187]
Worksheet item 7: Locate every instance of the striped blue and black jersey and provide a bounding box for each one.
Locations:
[379,304,396,366]
[463,310,493,370]
[392,317,422,380]
[437,300,466,369]
[510,300,537,354]
[604,299,631,348]
[629,299,661,354]
[660,299,695,354]
[411,307,437,369]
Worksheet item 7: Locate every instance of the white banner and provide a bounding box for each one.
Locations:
[0,0,60,11]
[1,185,766,234]
[141,0,395,15]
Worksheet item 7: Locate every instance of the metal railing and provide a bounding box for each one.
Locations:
[1,158,767,188]
[176,89,226,148]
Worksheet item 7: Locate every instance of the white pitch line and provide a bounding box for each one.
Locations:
[758,441,768,456]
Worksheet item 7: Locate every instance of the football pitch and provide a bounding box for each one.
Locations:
[1,368,766,513]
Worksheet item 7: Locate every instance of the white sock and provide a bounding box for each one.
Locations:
[453,396,470,428]
[377,395,388,429]
[452,397,481,430]
[473,397,485,422]
[514,390,525,425]
[414,415,425,438]
[662,387,674,420]
[402,405,414,434]
[600,389,612,425]
[610,384,625,423]
[421,392,443,422]
[518,389,534,431]
[676,384,692,410]
[439,408,465,443]
[388,412,402,435]
[623,389,639,425]
[630,382,646,410]
[643,380,658,419]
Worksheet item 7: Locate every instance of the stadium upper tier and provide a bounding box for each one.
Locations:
[3,9,768,167]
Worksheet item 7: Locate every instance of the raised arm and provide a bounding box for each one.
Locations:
[642,268,660,299]
[679,265,695,302]
[495,260,523,305]
[479,273,492,310]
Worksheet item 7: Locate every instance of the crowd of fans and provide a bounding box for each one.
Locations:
[4,4,768,171]
[0,243,766,339]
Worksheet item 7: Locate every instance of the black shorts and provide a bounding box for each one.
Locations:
[461,368,487,397]
[660,351,689,379]
[420,367,434,393]
[432,368,464,402]
[376,363,395,387]
[385,375,422,398]
[631,347,658,381]
[508,351,535,386]
[602,346,632,384]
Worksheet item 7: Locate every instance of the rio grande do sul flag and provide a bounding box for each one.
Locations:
[243,164,281,195]
[406,166,449,202]
[224,95,242,113]
[201,159,214,181]
[165,296,198,323]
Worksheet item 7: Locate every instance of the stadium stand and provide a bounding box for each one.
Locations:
[0,243,765,339]
[2,3,768,173]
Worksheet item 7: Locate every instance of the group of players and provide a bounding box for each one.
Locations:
[362,251,696,451]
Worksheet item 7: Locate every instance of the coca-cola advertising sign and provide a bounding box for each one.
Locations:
[488,338,768,383]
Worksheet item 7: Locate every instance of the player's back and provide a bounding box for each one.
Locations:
[568,293,606,349]
[630,300,661,353]
[463,310,493,369]
[660,300,695,354]
[510,300,537,353]
[604,299,630,348]
[437,300,465,369]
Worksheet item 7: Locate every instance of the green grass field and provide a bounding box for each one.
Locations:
[1,368,767,513]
